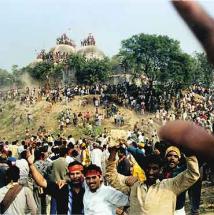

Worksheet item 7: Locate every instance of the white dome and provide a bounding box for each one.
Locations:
[77,45,105,60]
[53,44,76,55]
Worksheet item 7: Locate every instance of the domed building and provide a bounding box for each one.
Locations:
[52,33,76,63]
[30,33,106,84]
[77,34,105,60]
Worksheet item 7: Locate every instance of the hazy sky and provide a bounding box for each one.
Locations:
[1,0,214,71]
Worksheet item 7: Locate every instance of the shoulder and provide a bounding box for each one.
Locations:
[22,186,33,194]
[101,184,119,193]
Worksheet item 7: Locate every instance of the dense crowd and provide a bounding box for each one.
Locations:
[1,0,214,213]
[0,104,213,215]
[1,81,213,215]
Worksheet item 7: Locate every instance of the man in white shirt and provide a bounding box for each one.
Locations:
[83,164,129,215]
[90,143,103,169]
[16,150,29,185]
[0,166,37,215]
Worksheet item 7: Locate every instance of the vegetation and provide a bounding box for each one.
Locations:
[118,34,194,85]
[1,33,214,89]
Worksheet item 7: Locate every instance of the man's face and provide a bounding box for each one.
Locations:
[166,151,180,169]
[145,163,161,185]
[69,170,84,186]
[85,174,101,192]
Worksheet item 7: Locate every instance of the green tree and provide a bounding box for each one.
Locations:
[67,53,85,73]
[193,52,214,86]
[50,63,64,79]
[0,68,11,86]
[119,33,194,86]
[26,62,52,81]
[76,57,111,84]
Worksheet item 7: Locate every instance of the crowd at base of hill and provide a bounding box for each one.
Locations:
[0,117,213,215]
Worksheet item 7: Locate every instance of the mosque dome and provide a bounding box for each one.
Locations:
[53,44,76,56]
[77,45,105,60]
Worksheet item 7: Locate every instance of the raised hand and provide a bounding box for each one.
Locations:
[158,120,214,163]
[172,0,214,64]
[26,148,35,165]
[125,176,138,187]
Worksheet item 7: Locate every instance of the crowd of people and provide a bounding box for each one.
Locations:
[1,1,214,215]
[0,121,207,215]
[1,81,213,134]
[0,73,213,215]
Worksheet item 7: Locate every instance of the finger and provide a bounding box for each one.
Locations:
[172,0,214,64]
[59,184,64,189]
[158,120,214,163]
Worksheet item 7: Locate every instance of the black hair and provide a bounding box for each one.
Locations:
[67,142,74,149]
[143,154,163,168]
[6,166,20,183]
[71,149,79,157]
[7,150,12,157]
[59,147,67,157]
[20,150,27,159]
[51,146,60,154]
[118,147,126,155]
[155,140,171,159]
[132,142,138,148]
[84,164,102,176]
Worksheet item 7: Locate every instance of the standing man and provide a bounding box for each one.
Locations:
[163,146,187,215]
[27,150,85,215]
[117,147,131,176]
[83,164,129,215]
[0,166,37,215]
[90,143,103,169]
[106,146,199,215]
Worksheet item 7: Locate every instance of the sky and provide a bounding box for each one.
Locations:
[1,0,214,72]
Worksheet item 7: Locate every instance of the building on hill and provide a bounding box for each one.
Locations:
[31,33,106,84]
[77,33,105,60]
[53,33,76,63]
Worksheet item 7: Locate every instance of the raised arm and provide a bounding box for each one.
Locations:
[105,147,130,194]
[172,0,214,64]
[127,146,145,170]
[159,120,214,164]
[26,150,47,188]
[169,155,200,195]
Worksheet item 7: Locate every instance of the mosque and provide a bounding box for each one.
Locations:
[31,33,105,84]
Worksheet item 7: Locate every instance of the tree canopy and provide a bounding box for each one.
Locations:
[1,33,213,89]
[192,52,214,87]
[75,57,111,84]
[118,33,195,86]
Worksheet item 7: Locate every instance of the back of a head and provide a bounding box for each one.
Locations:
[20,150,27,159]
[67,142,74,149]
[6,166,20,183]
[59,147,67,157]
[118,147,126,155]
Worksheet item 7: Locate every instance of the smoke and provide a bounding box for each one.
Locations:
[19,72,39,88]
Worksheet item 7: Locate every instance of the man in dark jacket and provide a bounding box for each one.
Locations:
[27,150,85,215]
